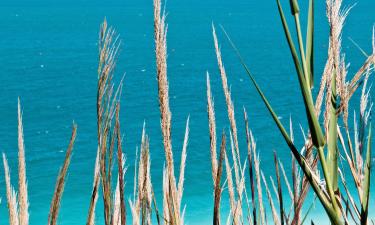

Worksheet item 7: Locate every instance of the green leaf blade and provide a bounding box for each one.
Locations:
[306,0,314,88]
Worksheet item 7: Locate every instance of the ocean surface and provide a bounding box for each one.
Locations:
[0,0,374,224]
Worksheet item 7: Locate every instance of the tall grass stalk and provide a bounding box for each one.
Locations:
[215,0,374,224]
[17,98,29,225]
[48,124,77,225]
[2,101,78,225]
[1,0,373,225]
[153,0,188,224]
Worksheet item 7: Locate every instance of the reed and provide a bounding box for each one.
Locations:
[129,124,152,225]
[1,0,373,224]
[2,100,78,225]
[48,124,77,225]
[90,17,126,225]
[2,154,19,225]
[213,133,225,225]
[115,104,127,225]
[153,0,188,224]
[17,98,29,225]
[206,72,218,185]
[216,0,374,224]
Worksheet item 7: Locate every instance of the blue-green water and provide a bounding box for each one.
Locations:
[0,0,374,224]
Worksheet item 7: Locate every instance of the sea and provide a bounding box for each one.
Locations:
[0,0,374,224]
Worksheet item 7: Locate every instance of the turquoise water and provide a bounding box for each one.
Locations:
[0,0,374,224]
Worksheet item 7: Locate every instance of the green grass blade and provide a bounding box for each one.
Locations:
[327,70,338,193]
[275,4,341,214]
[306,0,314,88]
[219,28,342,224]
[361,123,372,224]
[276,0,304,83]
[317,84,342,222]
[276,0,325,149]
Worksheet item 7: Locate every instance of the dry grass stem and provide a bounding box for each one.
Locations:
[48,124,77,225]
[212,25,240,165]
[2,154,20,225]
[17,99,29,225]
[207,72,218,185]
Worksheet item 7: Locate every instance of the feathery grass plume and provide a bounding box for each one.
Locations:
[129,124,152,225]
[94,17,123,225]
[223,129,247,225]
[113,150,126,225]
[207,72,218,185]
[154,0,184,223]
[115,104,126,225]
[177,117,189,205]
[213,25,252,224]
[17,98,29,225]
[212,25,241,166]
[213,133,226,225]
[2,154,19,225]
[86,146,100,225]
[48,124,77,225]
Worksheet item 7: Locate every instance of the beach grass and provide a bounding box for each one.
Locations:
[1,0,374,224]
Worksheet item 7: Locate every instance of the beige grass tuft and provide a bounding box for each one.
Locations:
[206,72,218,185]
[2,154,20,225]
[17,98,29,225]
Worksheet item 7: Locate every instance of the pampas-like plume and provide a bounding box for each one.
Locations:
[48,124,77,225]
[17,99,29,225]
[177,117,189,205]
[212,25,240,165]
[2,154,20,225]
[323,0,350,130]
[153,0,183,223]
[224,149,237,225]
[213,133,226,225]
[115,104,126,225]
[86,147,100,225]
[223,132,247,225]
[94,17,123,225]
[129,125,152,225]
[154,0,174,171]
[207,72,218,185]
[113,152,126,225]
